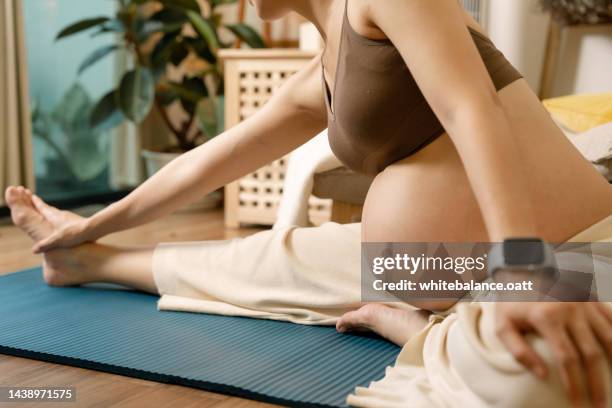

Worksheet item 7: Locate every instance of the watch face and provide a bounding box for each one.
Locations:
[503,238,544,265]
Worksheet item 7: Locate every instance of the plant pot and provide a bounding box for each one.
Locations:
[141,149,222,212]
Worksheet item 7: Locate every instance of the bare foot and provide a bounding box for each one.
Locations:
[5,186,91,287]
[336,303,430,346]
[5,186,52,242]
[42,246,93,287]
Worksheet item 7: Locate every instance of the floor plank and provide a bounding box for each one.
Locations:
[0,208,278,408]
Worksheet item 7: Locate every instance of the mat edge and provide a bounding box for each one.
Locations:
[0,345,341,408]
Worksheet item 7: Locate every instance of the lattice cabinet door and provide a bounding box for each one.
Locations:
[220,50,332,227]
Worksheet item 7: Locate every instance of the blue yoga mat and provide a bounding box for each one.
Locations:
[0,268,400,407]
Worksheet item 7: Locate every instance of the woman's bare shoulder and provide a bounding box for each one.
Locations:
[276,53,327,117]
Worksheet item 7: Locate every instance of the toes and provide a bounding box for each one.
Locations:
[336,304,389,334]
[337,309,370,333]
[4,186,30,207]
[336,312,352,332]
[6,187,53,241]
[31,194,59,219]
[6,188,28,225]
[4,186,34,210]
[4,186,20,206]
[22,192,34,207]
[16,187,26,199]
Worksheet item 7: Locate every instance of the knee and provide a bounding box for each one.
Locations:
[446,305,581,407]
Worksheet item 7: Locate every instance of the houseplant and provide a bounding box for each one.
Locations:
[55,0,265,207]
[539,0,612,25]
[31,83,109,193]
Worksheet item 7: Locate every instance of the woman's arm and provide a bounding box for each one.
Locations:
[369,0,537,242]
[368,2,609,405]
[33,56,327,252]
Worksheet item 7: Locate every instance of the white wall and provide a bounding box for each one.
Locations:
[553,26,612,95]
[486,0,550,91]
[486,0,612,97]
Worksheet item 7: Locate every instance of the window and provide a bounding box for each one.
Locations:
[23,0,129,202]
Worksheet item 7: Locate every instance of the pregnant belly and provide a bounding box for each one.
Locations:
[361,133,488,243]
[361,79,612,244]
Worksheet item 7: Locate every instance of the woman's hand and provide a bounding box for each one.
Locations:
[30,194,93,253]
[495,302,612,407]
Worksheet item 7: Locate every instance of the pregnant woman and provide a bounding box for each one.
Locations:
[6,0,612,406]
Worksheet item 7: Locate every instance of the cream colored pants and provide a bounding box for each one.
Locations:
[152,215,612,407]
[153,222,369,325]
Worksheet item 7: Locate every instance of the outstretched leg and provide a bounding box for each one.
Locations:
[43,244,158,294]
[6,186,158,294]
[7,186,429,337]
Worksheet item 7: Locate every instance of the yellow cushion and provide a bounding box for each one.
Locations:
[543,93,612,133]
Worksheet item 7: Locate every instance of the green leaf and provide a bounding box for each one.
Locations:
[151,8,188,25]
[183,76,208,98]
[90,90,125,131]
[169,41,190,66]
[78,45,119,75]
[51,83,92,133]
[211,13,223,27]
[183,36,216,64]
[151,31,180,68]
[140,20,165,36]
[118,68,155,123]
[180,97,196,115]
[56,17,110,40]
[196,97,219,138]
[156,87,178,106]
[166,78,207,103]
[213,0,238,6]
[225,24,265,48]
[92,18,124,35]
[137,22,181,42]
[117,9,131,28]
[186,11,219,53]
[68,135,108,181]
[159,0,201,12]
[178,77,207,114]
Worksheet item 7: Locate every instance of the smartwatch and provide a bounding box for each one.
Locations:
[487,238,558,281]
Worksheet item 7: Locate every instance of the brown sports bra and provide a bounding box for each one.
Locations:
[322,1,523,175]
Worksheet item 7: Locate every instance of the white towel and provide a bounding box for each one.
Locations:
[273,129,341,229]
[563,122,612,181]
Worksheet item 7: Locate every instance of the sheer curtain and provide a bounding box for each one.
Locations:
[0,0,34,206]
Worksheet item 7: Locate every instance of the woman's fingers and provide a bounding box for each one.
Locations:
[595,303,612,323]
[32,233,59,254]
[569,318,607,408]
[496,319,547,378]
[589,303,612,359]
[539,324,584,406]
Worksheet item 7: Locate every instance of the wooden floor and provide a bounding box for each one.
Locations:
[0,207,278,408]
